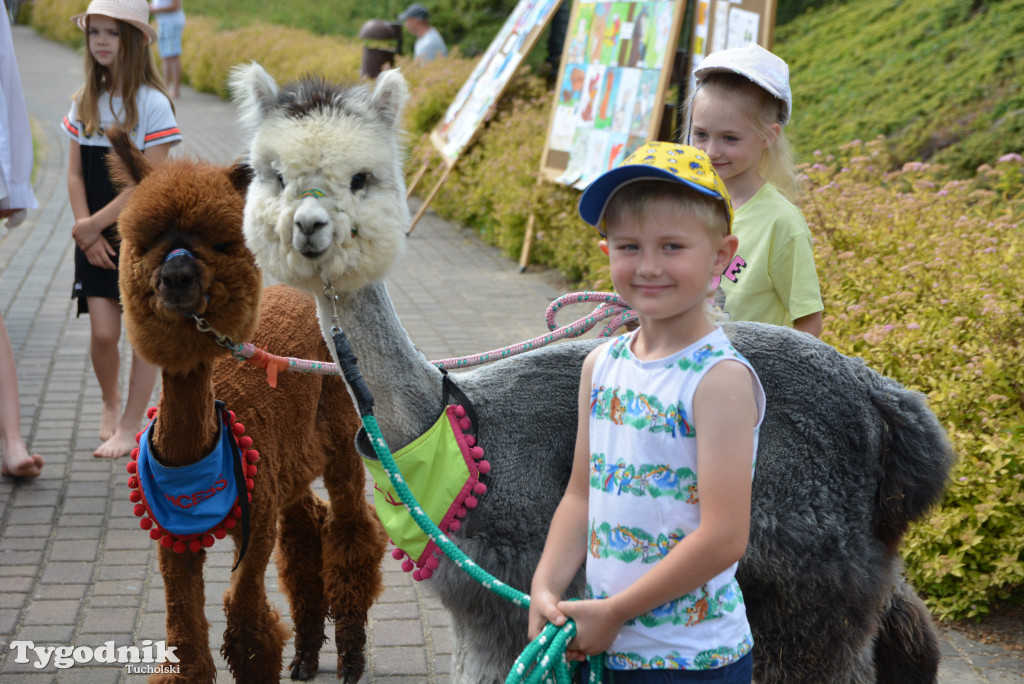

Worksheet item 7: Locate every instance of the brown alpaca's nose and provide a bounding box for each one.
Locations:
[157,249,204,314]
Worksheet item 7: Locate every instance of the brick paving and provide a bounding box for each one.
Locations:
[2,24,1022,684]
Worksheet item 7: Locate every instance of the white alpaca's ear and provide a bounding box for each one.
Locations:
[229,62,280,131]
[372,69,409,129]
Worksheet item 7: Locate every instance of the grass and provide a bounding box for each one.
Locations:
[185,0,391,38]
[777,0,1024,177]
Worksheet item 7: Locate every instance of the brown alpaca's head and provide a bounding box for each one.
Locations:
[108,128,262,374]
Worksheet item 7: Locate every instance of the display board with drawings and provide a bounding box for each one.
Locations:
[430,0,565,163]
[539,0,688,189]
[689,0,776,85]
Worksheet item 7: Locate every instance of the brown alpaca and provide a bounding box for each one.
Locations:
[106,127,387,683]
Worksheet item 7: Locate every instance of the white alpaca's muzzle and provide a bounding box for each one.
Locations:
[292,195,334,258]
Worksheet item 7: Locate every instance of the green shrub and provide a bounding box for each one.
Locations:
[183,0,522,58]
[402,53,476,135]
[186,0,372,37]
[31,0,88,48]
[180,17,364,97]
[775,0,846,25]
[802,140,1024,619]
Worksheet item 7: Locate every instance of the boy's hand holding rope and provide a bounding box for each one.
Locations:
[355,406,603,684]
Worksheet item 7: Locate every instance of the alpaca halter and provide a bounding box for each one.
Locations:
[190,313,240,351]
[126,402,258,569]
[164,248,195,262]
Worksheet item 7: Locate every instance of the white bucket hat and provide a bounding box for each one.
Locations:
[72,0,158,46]
[694,44,791,126]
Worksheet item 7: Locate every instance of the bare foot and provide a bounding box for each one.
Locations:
[99,401,120,441]
[1,440,44,478]
[93,427,137,459]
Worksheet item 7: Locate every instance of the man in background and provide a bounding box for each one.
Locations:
[398,3,447,64]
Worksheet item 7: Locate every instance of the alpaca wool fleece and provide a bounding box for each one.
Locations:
[108,127,386,684]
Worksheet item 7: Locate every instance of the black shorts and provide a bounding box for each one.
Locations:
[71,227,121,317]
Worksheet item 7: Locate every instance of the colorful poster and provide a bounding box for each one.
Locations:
[432,0,564,162]
[543,0,688,189]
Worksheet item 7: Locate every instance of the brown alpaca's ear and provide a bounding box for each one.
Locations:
[228,160,254,199]
[105,126,152,189]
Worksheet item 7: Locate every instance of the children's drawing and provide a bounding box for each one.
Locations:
[433,0,566,161]
[542,0,686,186]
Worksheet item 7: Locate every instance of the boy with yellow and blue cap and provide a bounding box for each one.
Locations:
[530,141,765,683]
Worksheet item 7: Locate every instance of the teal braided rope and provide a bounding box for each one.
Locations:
[509,619,604,684]
[360,413,604,683]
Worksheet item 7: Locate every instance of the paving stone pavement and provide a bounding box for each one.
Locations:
[2,24,1022,684]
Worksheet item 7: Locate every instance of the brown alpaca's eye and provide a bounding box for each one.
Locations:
[350,173,368,192]
[213,243,231,253]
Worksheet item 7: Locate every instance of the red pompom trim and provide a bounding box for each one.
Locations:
[391,403,490,582]
[129,404,257,555]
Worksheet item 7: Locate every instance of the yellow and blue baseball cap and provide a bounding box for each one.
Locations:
[578,141,733,236]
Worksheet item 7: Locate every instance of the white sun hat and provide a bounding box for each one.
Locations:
[72,0,158,46]
[693,43,792,126]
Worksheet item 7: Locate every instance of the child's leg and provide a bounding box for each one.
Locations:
[168,55,182,97]
[0,312,43,478]
[162,57,173,94]
[86,296,123,441]
[94,350,158,459]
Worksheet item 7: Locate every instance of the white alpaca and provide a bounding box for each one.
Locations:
[232,64,409,295]
[230,63,953,683]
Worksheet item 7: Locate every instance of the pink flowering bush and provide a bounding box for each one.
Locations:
[802,138,1024,619]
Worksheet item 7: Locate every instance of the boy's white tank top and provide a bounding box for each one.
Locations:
[586,326,765,670]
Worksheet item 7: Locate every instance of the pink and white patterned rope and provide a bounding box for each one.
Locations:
[433,291,635,369]
[230,291,635,377]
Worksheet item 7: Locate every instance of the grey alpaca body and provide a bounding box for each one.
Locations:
[330,283,952,683]
[230,64,955,682]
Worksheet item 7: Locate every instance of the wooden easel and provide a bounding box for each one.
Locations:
[405,0,567,234]
[406,153,457,234]
[517,0,690,270]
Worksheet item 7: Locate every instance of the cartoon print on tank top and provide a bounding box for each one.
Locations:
[591,386,696,438]
[588,520,685,563]
[591,454,699,501]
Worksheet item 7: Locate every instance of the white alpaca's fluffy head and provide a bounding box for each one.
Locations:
[229,63,410,294]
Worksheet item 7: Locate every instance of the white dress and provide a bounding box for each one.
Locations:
[0,10,38,228]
